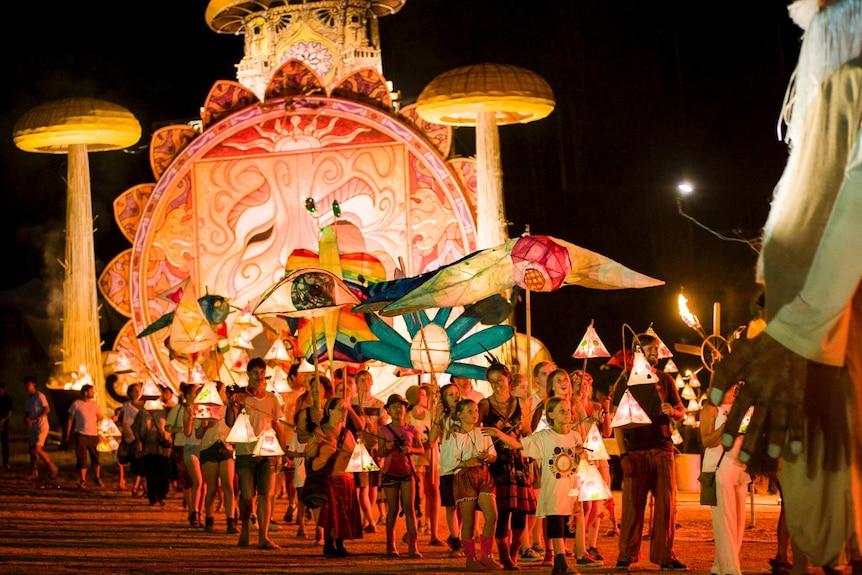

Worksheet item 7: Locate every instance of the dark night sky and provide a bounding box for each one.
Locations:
[0,1,803,374]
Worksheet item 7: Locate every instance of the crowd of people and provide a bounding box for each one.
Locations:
[3,336,704,575]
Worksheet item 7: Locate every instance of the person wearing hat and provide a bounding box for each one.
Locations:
[65,383,103,488]
[379,393,425,558]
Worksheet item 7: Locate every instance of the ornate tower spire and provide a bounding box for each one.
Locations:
[205,0,406,100]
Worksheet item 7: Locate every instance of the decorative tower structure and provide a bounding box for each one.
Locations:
[205,0,405,100]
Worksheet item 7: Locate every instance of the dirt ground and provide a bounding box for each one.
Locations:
[0,436,790,575]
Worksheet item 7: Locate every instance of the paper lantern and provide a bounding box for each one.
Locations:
[223,347,250,373]
[409,323,451,374]
[686,398,701,412]
[688,370,702,388]
[680,383,697,401]
[98,418,121,438]
[671,429,684,445]
[143,398,164,411]
[675,374,685,388]
[140,379,162,400]
[195,380,224,406]
[268,366,291,394]
[572,459,613,501]
[231,330,255,351]
[645,326,674,359]
[572,321,611,359]
[583,423,610,461]
[253,426,285,457]
[225,409,257,443]
[265,338,292,363]
[193,404,222,420]
[97,436,119,453]
[663,359,679,374]
[610,389,652,429]
[346,438,380,472]
[234,303,257,326]
[626,351,658,386]
[187,363,209,385]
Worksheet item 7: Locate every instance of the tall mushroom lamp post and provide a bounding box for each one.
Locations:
[415,63,555,250]
[13,98,141,414]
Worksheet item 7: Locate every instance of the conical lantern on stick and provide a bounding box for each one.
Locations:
[645,325,673,359]
[225,408,257,443]
[188,363,209,385]
[572,320,611,375]
[140,379,162,400]
[195,380,224,407]
[663,359,679,374]
[96,417,122,452]
[143,398,165,411]
[610,389,652,429]
[626,351,658,386]
[253,425,285,457]
[346,438,380,472]
[583,422,610,461]
[680,383,697,401]
[268,366,291,394]
[572,320,611,360]
[688,370,702,388]
[572,458,613,501]
[265,338,292,364]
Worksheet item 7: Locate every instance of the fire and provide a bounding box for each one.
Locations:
[678,293,702,331]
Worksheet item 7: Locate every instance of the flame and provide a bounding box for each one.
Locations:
[677,293,701,331]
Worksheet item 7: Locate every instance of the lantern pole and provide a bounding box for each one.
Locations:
[524,225,533,388]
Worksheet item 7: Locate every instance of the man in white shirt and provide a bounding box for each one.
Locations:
[65,384,103,488]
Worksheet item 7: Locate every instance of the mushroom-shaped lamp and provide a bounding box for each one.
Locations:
[416,63,555,249]
[13,97,141,414]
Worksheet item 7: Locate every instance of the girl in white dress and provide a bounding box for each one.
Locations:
[484,396,584,575]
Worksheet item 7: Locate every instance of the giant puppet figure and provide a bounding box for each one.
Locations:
[711,0,862,569]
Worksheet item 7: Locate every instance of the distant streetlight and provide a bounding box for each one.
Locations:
[673,180,759,253]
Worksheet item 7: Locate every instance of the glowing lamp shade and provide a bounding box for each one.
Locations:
[143,398,165,411]
[297,358,317,374]
[188,363,209,385]
[583,423,610,461]
[573,460,613,501]
[225,409,257,443]
[409,324,451,374]
[97,436,120,453]
[346,438,380,472]
[680,383,697,401]
[140,379,162,400]
[195,381,224,406]
[223,347,250,373]
[688,371,702,388]
[253,427,285,457]
[675,374,685,388]
[269,366,291,393]
[265,339,292,363]
[645,326,674,359]
[610,389,652,429]
[627,351,657,386]
[572,321,611,359]
[193,404,222,420]
[663,359,679,374]
[232,330,255,351]
[99,418,122,438]
[686,398,701,412]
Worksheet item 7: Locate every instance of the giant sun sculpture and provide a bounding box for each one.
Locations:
[97,60,482,392]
